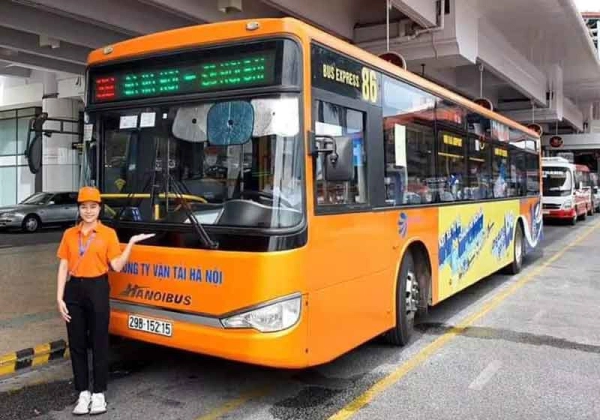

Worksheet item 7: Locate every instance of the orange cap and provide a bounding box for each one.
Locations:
[77,186,102,203]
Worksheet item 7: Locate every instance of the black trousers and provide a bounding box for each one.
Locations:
[64,275,110,393]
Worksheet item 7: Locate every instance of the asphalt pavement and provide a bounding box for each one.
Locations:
[0,219,598,420]
[0,228,63,249]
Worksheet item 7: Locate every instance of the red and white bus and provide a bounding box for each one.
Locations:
[542,157,593,224]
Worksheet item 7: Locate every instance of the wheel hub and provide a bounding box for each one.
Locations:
[26,218,38,231]
[405,270,419,318]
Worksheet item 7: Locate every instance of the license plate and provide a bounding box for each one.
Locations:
[128,314,173,337]
[543,209,550,215]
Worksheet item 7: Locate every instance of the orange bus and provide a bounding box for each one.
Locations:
[75,18,541,368]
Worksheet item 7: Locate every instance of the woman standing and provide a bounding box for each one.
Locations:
[56,186,153,415]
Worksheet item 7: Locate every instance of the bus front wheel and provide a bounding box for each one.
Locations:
[385,251,418,346]
[570,211,577,225]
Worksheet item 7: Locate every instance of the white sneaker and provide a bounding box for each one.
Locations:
[90,392,107,415]
[72,391,91,415]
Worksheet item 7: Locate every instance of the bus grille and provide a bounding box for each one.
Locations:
[543,203,561,209]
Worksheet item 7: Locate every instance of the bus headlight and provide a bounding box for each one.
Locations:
[562,200,573,209]
[221,295,301,332]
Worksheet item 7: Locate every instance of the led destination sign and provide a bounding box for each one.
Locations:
[91,50,276,103]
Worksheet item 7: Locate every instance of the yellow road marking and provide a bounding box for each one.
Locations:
[195,386,271,420]
[329,221,600,420]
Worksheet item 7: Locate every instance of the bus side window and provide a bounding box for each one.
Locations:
[492,147,509,198]
[382,76,436,206]
[467,137,492,200]
[314,100,367,206]
[437,132,467,202]
[526,152,540,195]
[512,150,527,197]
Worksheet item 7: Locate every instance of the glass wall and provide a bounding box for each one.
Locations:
[0,107,41,206]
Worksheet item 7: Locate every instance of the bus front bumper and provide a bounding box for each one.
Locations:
[543,208,576,219]
[109,299,309,368]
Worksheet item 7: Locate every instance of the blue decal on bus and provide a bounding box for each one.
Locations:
[398,212,408,238]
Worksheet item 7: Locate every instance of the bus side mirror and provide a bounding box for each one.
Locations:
[310,133,354,182]
[25,113,48,174]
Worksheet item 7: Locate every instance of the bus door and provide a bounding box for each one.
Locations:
[306,84,396,349]
[309,86,390,279]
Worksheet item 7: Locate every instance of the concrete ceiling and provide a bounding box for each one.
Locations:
[1,0,599,131]
[0,0,394,79]
[468,0,600,102]
[0,0,289,77]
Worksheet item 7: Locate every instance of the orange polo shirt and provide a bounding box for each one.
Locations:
[57,221,122,278]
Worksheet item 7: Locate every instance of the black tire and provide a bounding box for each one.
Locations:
[384,251,418,346]
[22,215,41,233]
[506,223,524,275]
[570,212,577,226]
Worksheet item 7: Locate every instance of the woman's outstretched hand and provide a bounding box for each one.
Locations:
[129,233,155,244]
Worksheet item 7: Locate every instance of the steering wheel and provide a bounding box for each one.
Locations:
[239,190,294,208]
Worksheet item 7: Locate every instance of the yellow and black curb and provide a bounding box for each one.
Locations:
[0,339,69,378]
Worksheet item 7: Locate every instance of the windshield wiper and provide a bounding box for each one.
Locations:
[165,172,219,249]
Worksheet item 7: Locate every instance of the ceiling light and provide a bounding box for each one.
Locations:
[39,35,60,49]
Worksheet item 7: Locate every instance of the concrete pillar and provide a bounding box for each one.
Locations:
[547,64,564,121]
[42,72,58,98]
[42,87,81,192]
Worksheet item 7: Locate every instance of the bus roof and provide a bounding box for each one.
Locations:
[87,17,540,140]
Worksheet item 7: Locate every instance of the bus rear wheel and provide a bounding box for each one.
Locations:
[506,223,524,275]
[384,250,419,346]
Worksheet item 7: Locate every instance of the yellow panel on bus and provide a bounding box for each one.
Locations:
[437,201,519,300]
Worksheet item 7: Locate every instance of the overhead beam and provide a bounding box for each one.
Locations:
[390,0,437,28]
[0,51,84,75]
[23,0,197,36]
[261,0,356,40]
[140,0,282,23]
[0,64,31,78]
[455,65,511,90]
[0,1,127,48]
[478,18,547,106]
[0,27,89,65]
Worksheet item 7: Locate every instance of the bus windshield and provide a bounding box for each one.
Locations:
[542,167,572,197]
[99,94,303,229]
